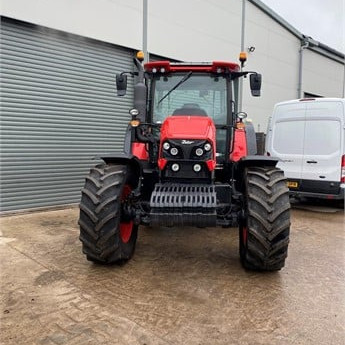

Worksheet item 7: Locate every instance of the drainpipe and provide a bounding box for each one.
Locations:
[297,37,309,99]
[239,0,246,112]
[143,0,149,63]
[343,61,345,97]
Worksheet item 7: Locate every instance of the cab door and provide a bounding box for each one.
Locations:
[301,101,343,188]
[270,102,306,188]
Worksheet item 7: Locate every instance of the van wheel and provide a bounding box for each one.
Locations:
[239,166,291,271]
[79,164,138,264]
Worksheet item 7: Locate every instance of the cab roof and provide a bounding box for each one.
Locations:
[144,61,240,74]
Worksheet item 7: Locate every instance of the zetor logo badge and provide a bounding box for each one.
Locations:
[181,140,194,145]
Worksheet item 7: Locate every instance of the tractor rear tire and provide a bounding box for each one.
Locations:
[239,166,290,271]
[79,164,138,264]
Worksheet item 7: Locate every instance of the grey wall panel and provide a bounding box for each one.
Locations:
[0,18,134,212]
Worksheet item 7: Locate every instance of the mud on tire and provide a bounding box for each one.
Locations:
[239,166,290,271]
[79,164,138,264]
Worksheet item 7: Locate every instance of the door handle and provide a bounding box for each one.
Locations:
[306,160,318,164]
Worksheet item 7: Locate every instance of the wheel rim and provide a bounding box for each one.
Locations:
[120,184,133,244]
[242,226,248,246]
[120,221,134,243]
[239,209,248,248]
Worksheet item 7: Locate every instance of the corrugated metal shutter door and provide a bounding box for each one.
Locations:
[0,18,134,212]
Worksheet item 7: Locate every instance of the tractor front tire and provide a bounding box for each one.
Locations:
[239,166,290,271]
[79,164,138,264]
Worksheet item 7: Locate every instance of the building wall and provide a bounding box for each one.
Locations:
[303,49,344,97]
[242,3,301,131]
[148,0,242,61]
[1,0,243,61]
[2,0,343,132]
[1,0,144,51]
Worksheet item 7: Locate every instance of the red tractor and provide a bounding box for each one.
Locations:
[79,53,290,271]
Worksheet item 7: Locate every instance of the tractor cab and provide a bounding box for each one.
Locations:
[149,63,232,165]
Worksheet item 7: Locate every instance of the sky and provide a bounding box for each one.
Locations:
[260,0,344,53]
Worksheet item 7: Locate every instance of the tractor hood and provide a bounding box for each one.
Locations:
[160,116,216,141]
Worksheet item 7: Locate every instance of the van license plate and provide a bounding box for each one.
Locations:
[287,181,298,188]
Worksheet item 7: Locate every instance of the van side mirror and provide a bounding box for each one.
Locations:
[116,74,127,96]
[250,73,262,97]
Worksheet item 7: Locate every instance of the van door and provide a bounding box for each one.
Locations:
[301,101,343,191]
[270,102,306,186]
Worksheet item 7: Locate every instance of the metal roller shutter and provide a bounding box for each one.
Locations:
[0,17,134,212]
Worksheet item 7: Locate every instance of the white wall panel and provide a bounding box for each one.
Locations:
[1,0,143,51]
[148,0,242,61]
[242,2,300,131]
[303,49,344,97]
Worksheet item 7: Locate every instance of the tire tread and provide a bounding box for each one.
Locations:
[79,164,138,264]
[240,166,291,271]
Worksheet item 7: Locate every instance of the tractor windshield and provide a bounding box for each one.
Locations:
[152,74,227,125]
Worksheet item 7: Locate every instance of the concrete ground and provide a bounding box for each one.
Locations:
[0,203,344,345]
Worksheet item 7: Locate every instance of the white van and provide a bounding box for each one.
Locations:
[265,98,345,200]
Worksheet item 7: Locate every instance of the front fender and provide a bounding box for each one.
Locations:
[97,152,143,175]
[234,155,280,191]
[237,155,279,168]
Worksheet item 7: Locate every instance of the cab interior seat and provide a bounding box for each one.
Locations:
[172,103,208,116]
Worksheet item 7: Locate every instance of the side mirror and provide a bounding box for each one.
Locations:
[250,73,262,97]
[116,73,127,96]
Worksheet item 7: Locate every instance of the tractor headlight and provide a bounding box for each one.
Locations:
[163,142,170,150]
[195,148,204,156]
[129,108,140,117]
[171,163,180,172]
[193,164,202,172]
[170,147,178,156]
[204,143,212,151]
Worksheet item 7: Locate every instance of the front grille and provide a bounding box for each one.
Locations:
[150,183,216,210]
[149,183,217,227]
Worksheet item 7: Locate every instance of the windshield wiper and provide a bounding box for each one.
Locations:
[158,71,193,104]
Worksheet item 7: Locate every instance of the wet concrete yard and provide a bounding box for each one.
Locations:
[0,203,344,345]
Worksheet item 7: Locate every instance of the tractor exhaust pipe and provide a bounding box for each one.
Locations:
[133,56,147,122]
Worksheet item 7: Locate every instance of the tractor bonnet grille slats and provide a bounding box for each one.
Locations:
[149,183,217,227]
